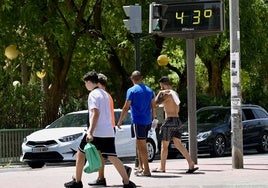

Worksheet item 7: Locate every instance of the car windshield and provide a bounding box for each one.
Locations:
[48,113,88,128]
[197,108,230,126]
[47,110,131,129]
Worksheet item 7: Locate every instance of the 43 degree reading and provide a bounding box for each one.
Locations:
[176,9,213,25]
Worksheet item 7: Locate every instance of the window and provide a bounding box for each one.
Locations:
[242,109,255,120]
[197,108,229,125]
[48,113,88,128]
[114,111,132,125]
[252,109,268,119]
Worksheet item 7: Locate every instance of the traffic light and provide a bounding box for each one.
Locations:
[149,3,168,33]
[123,5,142,33]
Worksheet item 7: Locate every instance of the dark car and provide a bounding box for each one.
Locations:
[176,105,268,157]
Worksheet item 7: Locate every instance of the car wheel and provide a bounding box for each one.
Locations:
[211,134,226,157]
[146,139,156,162]
[27,161,45,168]
[257,132,268,153]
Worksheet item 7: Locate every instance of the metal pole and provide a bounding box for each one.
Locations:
[134,34,141,71]
[229,0,243,169]
[186,38,197,164]
[134,33,141,168]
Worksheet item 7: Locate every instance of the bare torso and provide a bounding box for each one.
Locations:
[162,94,180,117]
[156,90,180,117]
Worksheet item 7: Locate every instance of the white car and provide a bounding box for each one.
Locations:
[20,109,158,168]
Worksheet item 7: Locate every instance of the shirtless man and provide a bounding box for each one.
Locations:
[152,76,198,173]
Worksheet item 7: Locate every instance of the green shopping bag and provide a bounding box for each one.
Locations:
[83,142,102,173]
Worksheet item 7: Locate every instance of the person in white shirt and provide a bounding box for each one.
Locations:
[64,71,135,188]
[88,73,132,186]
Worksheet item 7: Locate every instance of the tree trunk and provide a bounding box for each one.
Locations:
[21,61,29,85]
[42,33,78,126]
[204,60,226,97]
[43,56,66,126]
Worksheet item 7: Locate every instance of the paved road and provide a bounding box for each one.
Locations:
[1,153,268,188]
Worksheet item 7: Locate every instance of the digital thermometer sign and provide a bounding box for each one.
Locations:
[151,0,225,38]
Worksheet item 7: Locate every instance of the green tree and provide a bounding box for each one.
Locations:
[0,0,267,129]
[0,0,159,126]
[239,0,268,106]
[190,0,267,100]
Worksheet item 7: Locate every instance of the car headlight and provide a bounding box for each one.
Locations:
[59,133,83,142]
[197,131,212,142]
[23,137,27,143]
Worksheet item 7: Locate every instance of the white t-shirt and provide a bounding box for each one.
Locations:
[170,90,181,105]
[158,89,181,107]
[88,88,114,137]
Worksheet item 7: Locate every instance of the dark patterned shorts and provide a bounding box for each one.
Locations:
[160,117,183,141]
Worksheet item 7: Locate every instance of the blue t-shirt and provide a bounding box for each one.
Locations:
[126,83,154,125]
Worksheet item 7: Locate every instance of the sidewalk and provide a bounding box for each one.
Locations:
[113,153,268,188]
[1,153,268,188]
[129,153,268,188]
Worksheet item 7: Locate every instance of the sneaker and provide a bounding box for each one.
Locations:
[124,165,132,178]
[88,178,107,186]
[64,178,83,188]
[123,180,136,188]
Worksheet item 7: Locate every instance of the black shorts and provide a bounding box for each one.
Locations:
[160,117,183,141]
[79,134,117,158]
[131,123,151,140]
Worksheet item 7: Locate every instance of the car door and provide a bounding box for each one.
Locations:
[114,111,136,157]
[250,108,268,144]
[242,108,262,146]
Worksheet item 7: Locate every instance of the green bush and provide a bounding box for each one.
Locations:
[0,83,44,129]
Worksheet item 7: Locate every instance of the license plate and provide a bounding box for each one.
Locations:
[32,147,48,153]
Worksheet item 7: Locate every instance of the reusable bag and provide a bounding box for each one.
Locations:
[83,142,102,173]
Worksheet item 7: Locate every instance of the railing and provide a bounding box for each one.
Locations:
[0,128,40,165]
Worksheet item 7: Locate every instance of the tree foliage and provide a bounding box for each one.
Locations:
[0,0,267,128]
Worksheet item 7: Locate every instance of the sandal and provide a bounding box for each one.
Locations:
[186,167,199,174]
[134,168,143,175]
[151,168,165,173]
[135,172,151,177]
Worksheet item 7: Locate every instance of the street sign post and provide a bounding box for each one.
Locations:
[229,0,243,169]
[150,0,225,164]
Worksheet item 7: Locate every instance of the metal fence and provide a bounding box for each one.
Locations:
[0,128,40,165]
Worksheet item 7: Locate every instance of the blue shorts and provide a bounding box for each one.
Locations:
[131,123,151,140]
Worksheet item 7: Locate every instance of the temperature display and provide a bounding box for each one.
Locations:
[163,1,224,33]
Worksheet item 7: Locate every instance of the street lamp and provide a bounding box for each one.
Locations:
[5,45,19,60]
[157,54,169,66]
[36,70,46,79]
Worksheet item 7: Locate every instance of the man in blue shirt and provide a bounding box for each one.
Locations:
[117,70,156,177]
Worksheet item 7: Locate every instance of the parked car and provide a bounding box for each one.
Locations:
[180,105,268,157]
[20,109,158,168]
